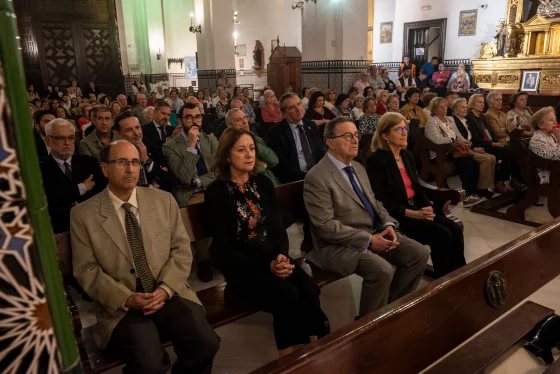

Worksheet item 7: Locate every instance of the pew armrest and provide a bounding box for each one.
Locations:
[419,179,466,229]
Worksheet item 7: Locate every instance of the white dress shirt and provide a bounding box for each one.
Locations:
[107,187,174,300]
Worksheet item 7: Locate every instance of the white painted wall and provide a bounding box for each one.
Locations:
[373,0,507,62]
[145,1,167,73]
[302,0,368,61]
[163,0,197,74]
[233,0,302,71]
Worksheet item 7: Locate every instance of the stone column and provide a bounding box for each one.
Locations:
[194,0,235,70]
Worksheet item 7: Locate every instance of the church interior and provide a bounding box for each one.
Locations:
[2,0,560,373]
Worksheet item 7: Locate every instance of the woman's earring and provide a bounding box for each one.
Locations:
[227,159,230,163]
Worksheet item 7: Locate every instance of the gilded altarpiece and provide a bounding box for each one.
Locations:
[472,0,560,94]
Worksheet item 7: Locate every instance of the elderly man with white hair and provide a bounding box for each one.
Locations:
[40,118,106,233]
[485,92,515,145]
[116,94,128,107]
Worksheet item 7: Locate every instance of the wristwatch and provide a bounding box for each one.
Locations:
[144,158,153,169]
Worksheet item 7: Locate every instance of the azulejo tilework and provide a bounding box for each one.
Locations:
[0,62,60,373]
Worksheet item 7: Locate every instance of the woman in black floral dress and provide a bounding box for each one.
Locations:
[205,127,328,357]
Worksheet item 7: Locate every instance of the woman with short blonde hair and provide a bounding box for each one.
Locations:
[367,111,466,278]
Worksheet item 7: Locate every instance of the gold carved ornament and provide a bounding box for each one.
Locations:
[498,74,519,84]
[476,74,492,84]
[480,42,498,59]
[542,74,560,85]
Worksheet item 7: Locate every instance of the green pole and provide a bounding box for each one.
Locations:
[0,1,82,372]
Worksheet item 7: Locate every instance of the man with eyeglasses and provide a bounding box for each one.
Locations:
[303,117,429,319]
[40,118,106,233]
[267,92,325,184]
[132,93,148,125]
[80,105,117,160]
[114,111,177,192]
[163,103,218,282]
[70,140,220,374]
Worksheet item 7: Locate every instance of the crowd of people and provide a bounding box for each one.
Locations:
[28,65,560,373]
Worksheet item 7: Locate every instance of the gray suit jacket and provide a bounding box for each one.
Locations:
[162,132,218,207]
[79,130,117,160]
[70,187,200,349]
[303,155,398,275]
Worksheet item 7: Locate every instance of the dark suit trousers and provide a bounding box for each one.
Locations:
[399,214,465,278]
[452,156,479,196]
[485,146,523,182]
[107,297,220,374]
[226,264,328,350]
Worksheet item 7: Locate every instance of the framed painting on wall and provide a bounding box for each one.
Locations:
[380,22,393,44]
[521,71,540,92]
[239,58,244,69]
[458,9,478,36]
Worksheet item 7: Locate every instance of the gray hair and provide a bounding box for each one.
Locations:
[279,92,300,112]
[324,116,354,144]
[143,106,154,116]
[225,108,244,126]
[376,90,388,99]
[429,97,447,116]
[486,92,502,107]
[264,89,275,98]
[452,97,467,111]
[531,106,556,131]
[45,118,76,135]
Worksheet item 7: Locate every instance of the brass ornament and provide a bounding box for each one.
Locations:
[498,74,519,84]
[542,74,560,85]
[476,74,492,84]
[480,42,498,59]
[485,271,508,308]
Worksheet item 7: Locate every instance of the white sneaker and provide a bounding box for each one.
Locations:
[463,194,486,208]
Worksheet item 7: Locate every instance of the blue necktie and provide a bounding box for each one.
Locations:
[343,166,376,227]
[196,145,208,176]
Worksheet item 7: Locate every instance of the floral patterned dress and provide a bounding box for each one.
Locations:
[227,179,267,244]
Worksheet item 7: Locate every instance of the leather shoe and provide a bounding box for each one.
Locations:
[494,182,511,195]
[510,179,527,191]
[197,260,213,282]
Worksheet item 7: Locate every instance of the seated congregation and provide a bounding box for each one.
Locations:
[31,74,560,373]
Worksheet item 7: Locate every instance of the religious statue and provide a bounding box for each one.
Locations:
[495,22,509,56]
[480,42,498,59]
[252,40,265,78]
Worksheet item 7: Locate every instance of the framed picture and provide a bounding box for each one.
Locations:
[458,9,478,36]
[271,39,278,52]
[239,58,244,69]
[521,71,540,92]
[185,56,197,79]
[380,22,393,44]
[235,44,246,57]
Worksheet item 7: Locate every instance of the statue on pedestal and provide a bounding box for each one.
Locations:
[495,22,509,56]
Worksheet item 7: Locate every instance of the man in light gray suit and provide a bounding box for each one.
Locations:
[304,117,429,318]
[70,140,219,373]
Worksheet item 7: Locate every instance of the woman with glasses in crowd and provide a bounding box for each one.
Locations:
[366,112,465,278]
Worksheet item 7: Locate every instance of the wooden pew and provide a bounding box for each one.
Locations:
[250,218,560,374]
[416,127,456,188]
[55,178,465,373]
[506,129,560,223]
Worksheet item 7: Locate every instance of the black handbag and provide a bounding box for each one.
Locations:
[524,314,560,364]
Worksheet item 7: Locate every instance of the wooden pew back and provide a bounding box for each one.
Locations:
[251,218,560,374]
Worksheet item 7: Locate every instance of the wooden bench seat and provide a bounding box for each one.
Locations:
[250,218,560,374]
[57,180,465,373]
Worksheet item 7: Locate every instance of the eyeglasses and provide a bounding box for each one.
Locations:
[49,135,75,142]
[182,114,203,120]
[392,126,409,134]
[330,132,361,141]
[106,158,141,167]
